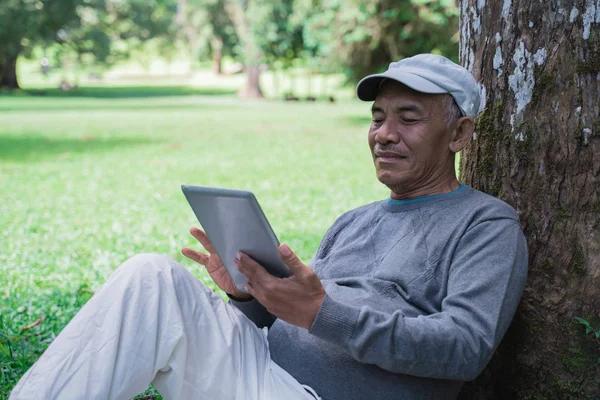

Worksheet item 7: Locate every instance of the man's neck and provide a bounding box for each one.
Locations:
[389,177,461,201]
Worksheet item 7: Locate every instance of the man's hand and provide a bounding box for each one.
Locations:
[182,227,253,300]
[236,244,326,329]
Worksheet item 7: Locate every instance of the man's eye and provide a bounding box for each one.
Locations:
[401,118,419,124]
[371,117,384,124]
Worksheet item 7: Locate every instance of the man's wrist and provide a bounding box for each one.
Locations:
[227,292,254,302]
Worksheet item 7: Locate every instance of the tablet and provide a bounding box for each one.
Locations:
[181,185,292,292]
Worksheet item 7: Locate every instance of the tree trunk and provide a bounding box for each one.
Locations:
[211,36,223,75]
[224,0,264,99]
[0,52,20,90]
[238,65,263,98]
[458,1,600,399]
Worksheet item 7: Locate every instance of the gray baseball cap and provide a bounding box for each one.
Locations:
[356,54,481,118]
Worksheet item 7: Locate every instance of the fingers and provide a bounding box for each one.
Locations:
[279,244,311,280]
[238,257,275,308]
[236,252,275,288]
[189,227,218,254]
[181,247,209,266]
[245,281,257,297]
[240,247,325,330]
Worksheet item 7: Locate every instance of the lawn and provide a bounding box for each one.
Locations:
[0,85,388,398]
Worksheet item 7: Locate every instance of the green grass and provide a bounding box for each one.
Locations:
[0,84,387,398]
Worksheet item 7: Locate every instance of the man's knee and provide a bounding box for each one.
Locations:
[116,253,179,282]
[122,252,172,268]
[115,253,204,290]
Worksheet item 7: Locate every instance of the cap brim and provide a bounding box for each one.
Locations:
[356,71,448,101]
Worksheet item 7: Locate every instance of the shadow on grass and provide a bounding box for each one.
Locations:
[1,85,237,99]
[0,134,159,163]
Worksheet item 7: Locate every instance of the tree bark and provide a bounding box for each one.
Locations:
[0,52,20,90]
[458,1,600,398]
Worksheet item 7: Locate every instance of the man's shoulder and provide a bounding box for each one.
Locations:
[461,187,520,221]
[422,186,521,230]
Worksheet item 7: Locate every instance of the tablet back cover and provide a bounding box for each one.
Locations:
[182,185,291,292]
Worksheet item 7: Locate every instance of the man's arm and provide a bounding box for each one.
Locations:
[228,296,277,328]
[308,218,528,381]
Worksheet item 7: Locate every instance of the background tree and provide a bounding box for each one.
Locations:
[250,0,304,98]
[223,0,264,98]
[303,0,459,82]
[458,0,600,398]
[221,0,302,99]
[51,0,178,78]
[205,0,238,74]
[0,0,82,89]
[0,0,178,89]
[177,0,238,75]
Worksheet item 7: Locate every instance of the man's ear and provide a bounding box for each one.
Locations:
[449,117,475,153]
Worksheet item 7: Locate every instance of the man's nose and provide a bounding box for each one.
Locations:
[375,119,400,144]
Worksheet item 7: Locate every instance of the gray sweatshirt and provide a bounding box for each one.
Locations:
[232,185,528,400]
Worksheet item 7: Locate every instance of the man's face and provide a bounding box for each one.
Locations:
[368,81,454,194]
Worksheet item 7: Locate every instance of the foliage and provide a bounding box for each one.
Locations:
[302,0,459,79]
[0,0,82,57]
[3,0,462,92]
[248,0,304,69]
[179,0,239,66]
[57,0,179,67]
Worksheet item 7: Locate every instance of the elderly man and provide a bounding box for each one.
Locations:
[10,54,528,400]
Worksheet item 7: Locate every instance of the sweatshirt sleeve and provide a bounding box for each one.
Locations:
[228,218,341,329]
[229,297,276,328]
[309,218,528,381]
[228,228,330,328]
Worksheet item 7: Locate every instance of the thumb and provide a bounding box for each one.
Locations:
[279,244,309,278]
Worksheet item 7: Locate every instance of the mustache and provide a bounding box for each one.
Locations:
[373,144,408,157]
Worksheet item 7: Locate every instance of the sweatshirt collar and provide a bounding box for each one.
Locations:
[386,184,467,205]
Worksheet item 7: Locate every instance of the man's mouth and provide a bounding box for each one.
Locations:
[374,150,407,159]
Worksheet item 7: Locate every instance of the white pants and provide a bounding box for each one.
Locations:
[10,254,319,400]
